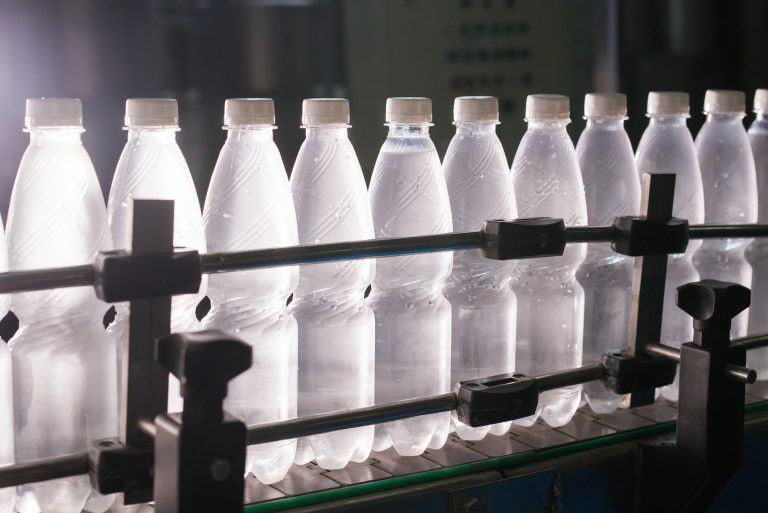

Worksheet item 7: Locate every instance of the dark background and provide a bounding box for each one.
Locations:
[0,0,766,221]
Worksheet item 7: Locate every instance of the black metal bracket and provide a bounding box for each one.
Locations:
[154,330,252,513]
[601,351,677,395]
[454,374,539,427]
[611,215,689,257]
[94,248,201,303]
[481,217,566,260]
[637,279,751,513]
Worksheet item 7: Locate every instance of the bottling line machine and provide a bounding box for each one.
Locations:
[0,173,767,513]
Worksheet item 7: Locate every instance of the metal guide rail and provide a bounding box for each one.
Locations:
[1,173,768,513]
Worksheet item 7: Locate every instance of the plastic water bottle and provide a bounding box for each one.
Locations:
[368,97,452,455]
[694,90,757,339]
[7,99,117,513]
[0,217,12,513]
[107,99,207,412]
[442,96,516,440]
[202,99,298,483]
[747,89,768,378]
[510,94,587,427]
[575,93,641,414]
[289,99,375,469]
[635,92,705,402]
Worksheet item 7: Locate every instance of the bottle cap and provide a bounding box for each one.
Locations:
[584,93,627,119]
[386,97,432,123]
[703,90,745,115]
[525,94,570,121]
[647,92,689,116]
[301,98,349,126]
[754,89,768,115]
[224,98,275,127]
[25,98,82,129]
[453,96,499,122]
[125,98,179,127]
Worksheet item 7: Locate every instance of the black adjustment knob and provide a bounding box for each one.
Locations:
[157,330,252,406]
[676,279,750,336]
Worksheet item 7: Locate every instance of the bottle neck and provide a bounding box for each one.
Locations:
[455,121,497,136]
[225,126,274,142]
[127,127,178,143]
[526,119,569,131]
[28,128,84,144]
[387,123,431,137]
[585,118,625,129]
[648,115,688,127]
[304,125,348,139]
[705,113,745,124]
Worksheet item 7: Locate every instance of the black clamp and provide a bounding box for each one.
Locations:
[94,248,202,303]
[611,215,689,256]
[455,373,539,427]
[481,218,566,260]
[637,280,751,513]
[153,330,252,513]
[601,351,677,395]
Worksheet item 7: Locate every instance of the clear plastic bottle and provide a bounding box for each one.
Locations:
[202,99,298,483]
[368,97,452,456]
[7,99,117,513]
[289,99,375,469]
[0,217,13,513]
[575,93,641,414]
[510,94,587,427]
[635,92,705,402]
[694,90,757,339]
[107,99,207,412]
[442,96,516,440]
[747,89,768,378]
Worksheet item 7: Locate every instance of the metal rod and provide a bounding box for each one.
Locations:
[645,342,681,362]
[536,363,605,392]
[564,225,615,242]
[726,364,757,385]
[689,224,768,239]
[645,342,756,384]
[0,265,94,294]
[2,223,768,295]
[0,453,89,488]
[247,393,458,446]
[733,333,768,351]
[201,231,485,274]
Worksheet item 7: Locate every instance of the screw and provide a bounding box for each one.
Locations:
[210,458,232,482]
[454,495,486,513]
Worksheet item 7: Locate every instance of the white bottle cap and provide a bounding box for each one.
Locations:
[386,97,432,123]
[453,96,499,123]
[25,98,83,129]
[301,98,349,126]
[584,93,627,119]
[525,94,570,121]
[703,89,745,115]
[754,89,768,115]
[647,92,689,116]
[125,98,179,128]
[224,98,275,127]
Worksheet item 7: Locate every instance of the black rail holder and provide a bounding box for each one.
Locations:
[481,217,566,260]
[600,350,677,394]
[89,199,188,503]
[611,215,689,257]
[637,279,750,513]
[154,330,252,513]
[455,373,539,427]
[623,173,679,407]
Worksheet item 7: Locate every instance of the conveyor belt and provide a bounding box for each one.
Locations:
[102,384,768,512]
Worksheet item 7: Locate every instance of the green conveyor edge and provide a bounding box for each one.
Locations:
[244,400,768,513]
